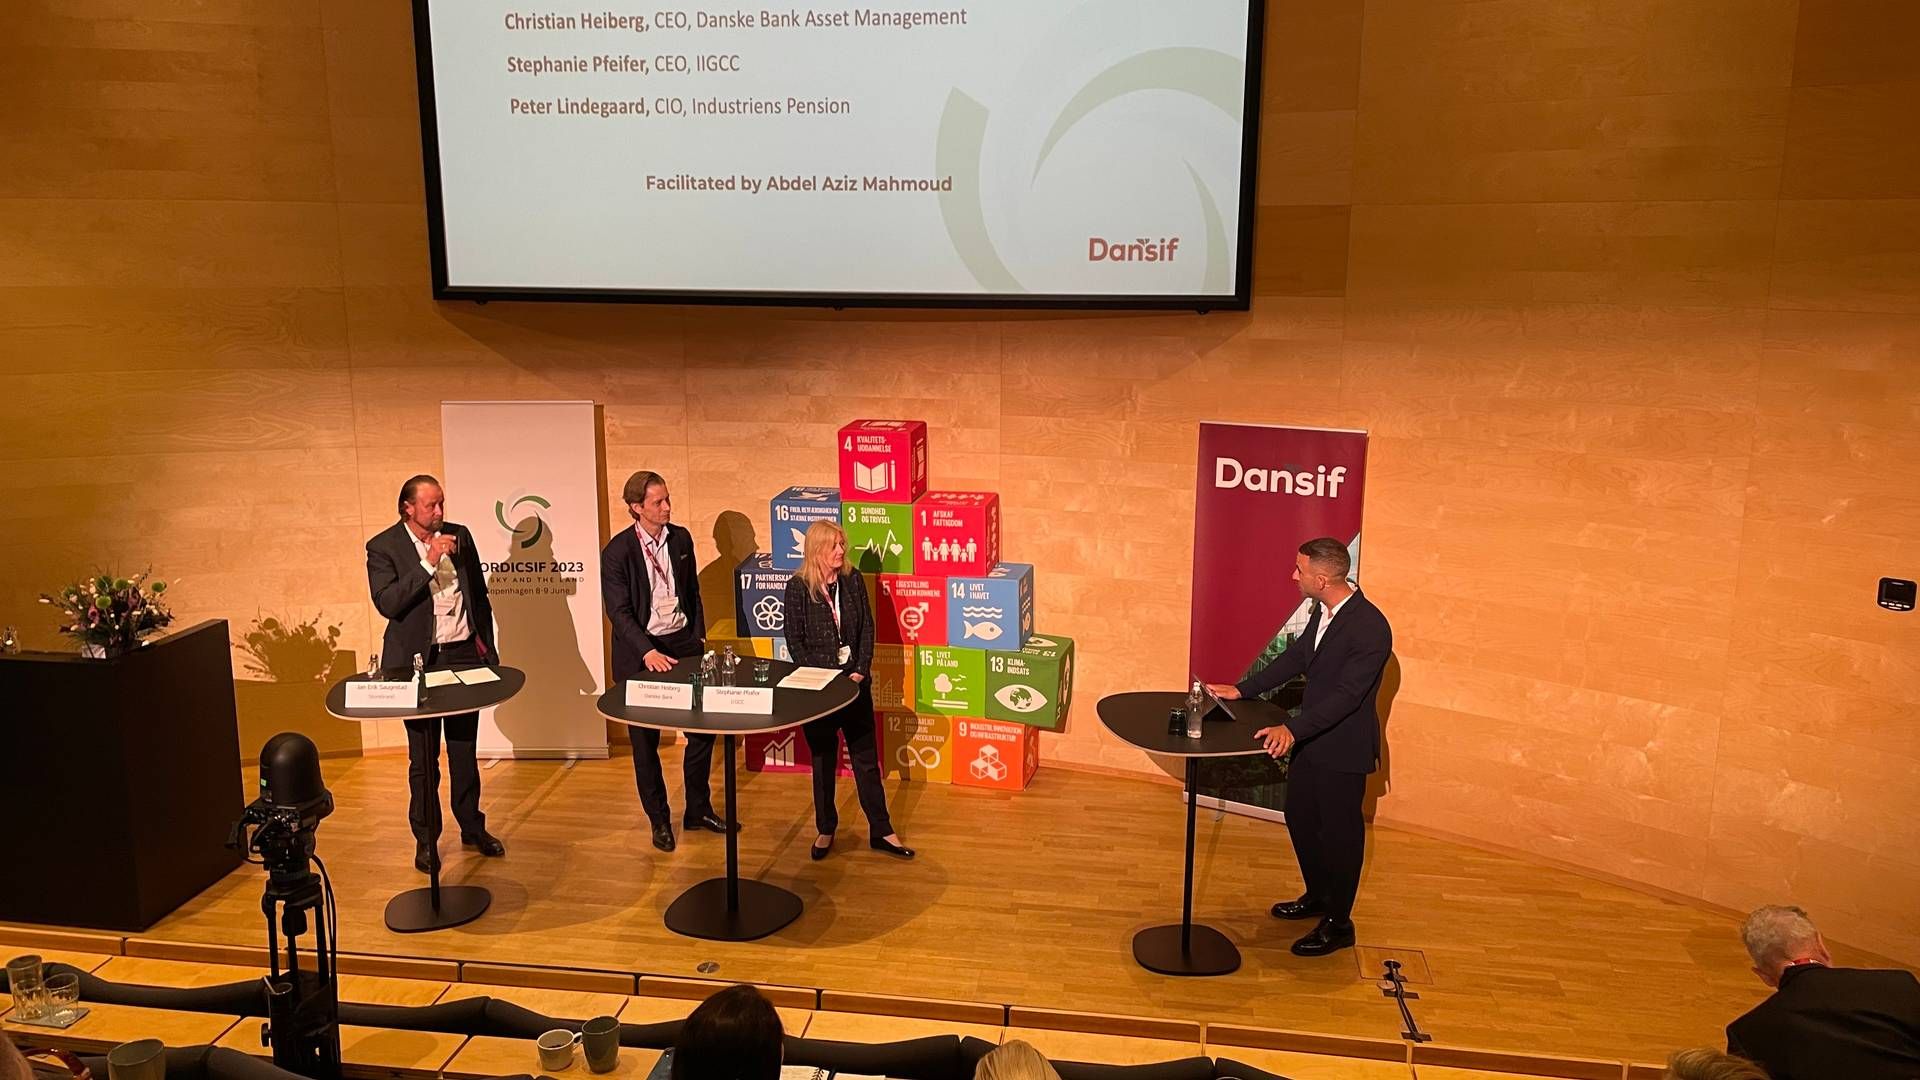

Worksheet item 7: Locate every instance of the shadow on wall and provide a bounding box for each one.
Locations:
[490,516,598,749]
[1364,652,1400,823]
[231,615,362,760]
[699,509,760,632]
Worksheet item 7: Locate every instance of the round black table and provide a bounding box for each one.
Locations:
[596,657,858,942]
[1097,690,1284,977]
[326,665,525,934]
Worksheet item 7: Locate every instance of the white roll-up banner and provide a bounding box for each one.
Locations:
[442,400,608,758]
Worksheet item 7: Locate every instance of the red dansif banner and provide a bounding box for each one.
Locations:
[1188,422,1369,683]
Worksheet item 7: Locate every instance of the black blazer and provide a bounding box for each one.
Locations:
[1727,965,1920,1080]
[1235,589,1391,774]
[365,520,497,667]
[602,522,705,682]
[783,570,874,680]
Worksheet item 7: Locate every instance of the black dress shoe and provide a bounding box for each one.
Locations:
[1270,895,1324,921]
[1290,920,1356,957]
[810,834,834,861]
[651,823,676,852]
[414,844,436,874]
[461,831,506,857]
[683,812,740,834]
[870,837,915,860]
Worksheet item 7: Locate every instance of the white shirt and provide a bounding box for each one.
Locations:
[1314,589,1355,651]
[407,525,472,646]
[635,524,687,636]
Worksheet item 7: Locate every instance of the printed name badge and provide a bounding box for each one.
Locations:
[837,646,851,665]
[703,687,774,715]
[346,680,418,710]
[627,680,694,709]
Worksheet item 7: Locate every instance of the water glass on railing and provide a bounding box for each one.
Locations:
[6,953,49,1021]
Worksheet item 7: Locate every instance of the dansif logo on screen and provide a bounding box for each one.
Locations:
[1088,237,1180,263]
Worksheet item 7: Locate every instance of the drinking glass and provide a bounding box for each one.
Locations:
[6,954,48,1021]
[44,971,80,1024]
[752,659,771,685]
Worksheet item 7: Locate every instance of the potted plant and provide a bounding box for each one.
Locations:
[38,569,173,657]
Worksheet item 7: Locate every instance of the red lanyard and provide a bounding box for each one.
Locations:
[641,535,669,589]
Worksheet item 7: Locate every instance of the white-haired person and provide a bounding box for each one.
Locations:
[1725,904,1920,1080]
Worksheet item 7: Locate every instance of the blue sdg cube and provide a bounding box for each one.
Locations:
[734,552,792,638]
[946,562,1033,649]
[768,486,842,571]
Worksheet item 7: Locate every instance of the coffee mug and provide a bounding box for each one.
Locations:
[536,1029,580,1072]
[580,1015,620,1073]
[107,1039,167,1080]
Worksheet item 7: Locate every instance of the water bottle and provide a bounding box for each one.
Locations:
[366,652,380,679]
[413,652,426,701]
[721,644,738,687]
[1188,678,1205,718]
[689,664,703,709]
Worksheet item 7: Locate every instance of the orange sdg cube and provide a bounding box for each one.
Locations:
[951,717,1040,791]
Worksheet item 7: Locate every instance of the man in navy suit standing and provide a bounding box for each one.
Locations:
[1209,536,1392,957]
[601,470,731,854]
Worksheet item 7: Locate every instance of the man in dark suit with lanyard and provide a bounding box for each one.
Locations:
[1209,536,1391,957]
[365,474,507,874]
[601,470,732,853]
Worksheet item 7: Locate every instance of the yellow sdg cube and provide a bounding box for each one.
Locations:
[868,645,915,713]
[881,711,952,783]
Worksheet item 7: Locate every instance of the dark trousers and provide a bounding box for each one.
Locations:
[802,681,893,837]
[1283,760,1368,926]
[627,627,716,827]
[405,637,487,846]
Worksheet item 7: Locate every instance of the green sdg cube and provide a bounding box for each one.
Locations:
[841,501,915,574]
[986,634,1074,729]
[915,645,985,716]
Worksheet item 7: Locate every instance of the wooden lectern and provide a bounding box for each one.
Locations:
[0,619,245,929]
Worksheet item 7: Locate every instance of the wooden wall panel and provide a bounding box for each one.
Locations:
[2,0,1916,967]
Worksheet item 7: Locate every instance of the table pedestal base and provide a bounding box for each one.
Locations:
[1131,923,1241,976]
[664,878,803,941]
[384,884,491,933]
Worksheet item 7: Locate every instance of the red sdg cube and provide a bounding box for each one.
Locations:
[838,419,929,504]
[876,574,947,646]
[913,491,999,578]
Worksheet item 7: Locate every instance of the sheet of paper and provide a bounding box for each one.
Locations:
[423,670,460,688]
[776,667,841,691]
[453,666,501,685]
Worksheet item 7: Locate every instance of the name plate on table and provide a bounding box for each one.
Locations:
[627,680,694,709]
[702,687,774,714]
[346,680,418,709]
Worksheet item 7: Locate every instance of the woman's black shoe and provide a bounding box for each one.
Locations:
[811,834,834,861]
[870,837,915,860]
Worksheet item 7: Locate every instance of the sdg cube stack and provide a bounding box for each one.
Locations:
[719,419,1072,791]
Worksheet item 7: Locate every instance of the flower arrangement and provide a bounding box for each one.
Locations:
[235,613,343,683]
[39,569,173,655]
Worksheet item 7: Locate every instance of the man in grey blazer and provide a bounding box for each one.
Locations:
[366,474,506,873]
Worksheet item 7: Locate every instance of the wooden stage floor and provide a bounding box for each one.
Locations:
[121,751,1898,1064]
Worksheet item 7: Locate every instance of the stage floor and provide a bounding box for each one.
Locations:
[122,752,1890,1063]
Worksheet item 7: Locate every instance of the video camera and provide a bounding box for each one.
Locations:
[229,733,334,877]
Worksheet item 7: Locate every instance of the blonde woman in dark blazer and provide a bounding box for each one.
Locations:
[783,520,914,861]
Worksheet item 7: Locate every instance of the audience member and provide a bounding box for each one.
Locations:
[1726,904,1920,1080]
[1664,1047,1768,1080]
[670,985,784,1080]
[975,1040,1061,1080]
